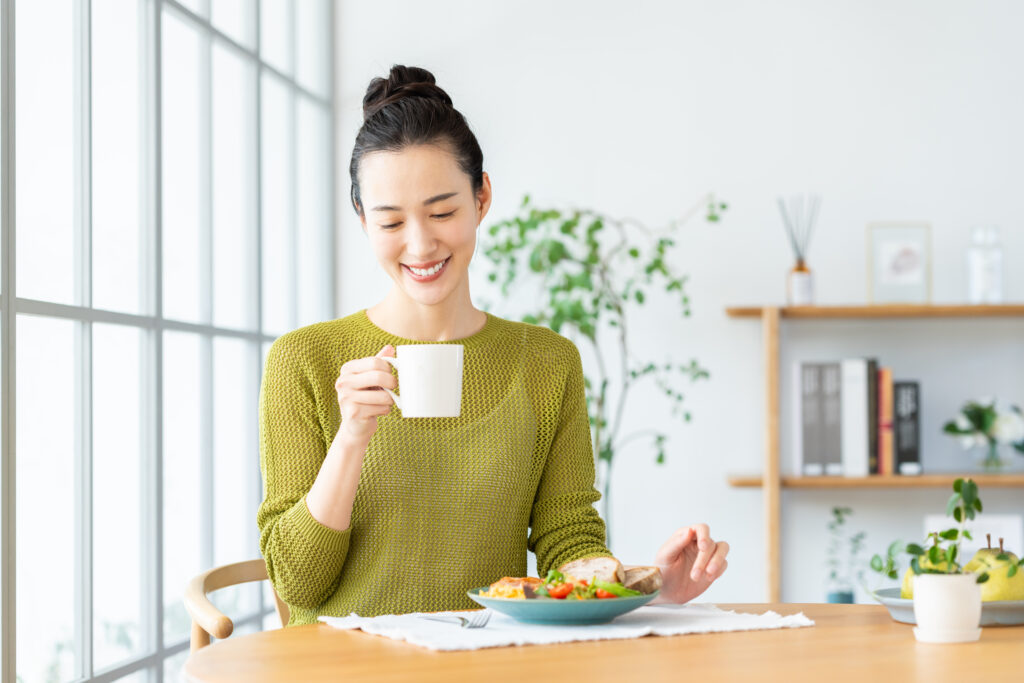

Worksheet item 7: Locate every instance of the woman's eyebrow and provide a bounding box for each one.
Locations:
[370,191,459,212]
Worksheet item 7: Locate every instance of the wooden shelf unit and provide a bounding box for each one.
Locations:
[726,303,1024,602]
[726,304,1024,319]
[728,474,1024,489]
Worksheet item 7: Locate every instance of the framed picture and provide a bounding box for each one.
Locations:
[867,223,932,304]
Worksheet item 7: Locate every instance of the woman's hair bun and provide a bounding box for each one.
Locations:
[362,65,453,121]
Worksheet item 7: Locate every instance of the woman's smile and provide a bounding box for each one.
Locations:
[402,256,450,282]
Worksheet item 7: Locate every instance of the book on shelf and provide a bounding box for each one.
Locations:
[840,358,877,477]
[820,363,843,475]
[795,359,919,477]
[894,381,922,475]
[794,363,823,476]
[793,362,845,476]
[877,367,895,476]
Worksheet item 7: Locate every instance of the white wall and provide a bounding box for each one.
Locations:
[333,0,1024,603]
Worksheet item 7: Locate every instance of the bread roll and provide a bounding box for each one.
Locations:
[559,556,625,584]
[623,566,663,594]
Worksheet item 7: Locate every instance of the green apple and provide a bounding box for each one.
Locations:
[900,557,959,599]
[964,547,1024,601]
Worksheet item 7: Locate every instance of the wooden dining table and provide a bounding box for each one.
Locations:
[184,603,1024,681]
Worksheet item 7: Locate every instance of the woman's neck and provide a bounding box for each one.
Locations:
[366,287,487,342]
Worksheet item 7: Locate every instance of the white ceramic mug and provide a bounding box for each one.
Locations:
[381,344,463,418]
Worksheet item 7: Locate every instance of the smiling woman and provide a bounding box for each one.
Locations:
[358,144,489,313]
[256,65,729,627]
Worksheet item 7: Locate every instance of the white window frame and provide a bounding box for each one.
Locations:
[0,0,337,680]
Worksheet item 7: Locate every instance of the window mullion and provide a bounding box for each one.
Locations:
[1,0,16,679]
[199,17,214,575]
[252,0,265,625]
[72,0,95,678]
[287,1,297,331]
[141,0,163,676]
[327,0,337,320]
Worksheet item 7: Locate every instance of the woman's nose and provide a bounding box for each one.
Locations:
[404,219,438,257]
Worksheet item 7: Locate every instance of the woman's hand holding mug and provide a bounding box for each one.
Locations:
[334,345,397,444]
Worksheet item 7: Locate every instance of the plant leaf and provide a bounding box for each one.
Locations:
[945,493,961,517]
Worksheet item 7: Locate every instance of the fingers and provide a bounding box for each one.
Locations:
[336,370,396,392]
[654,526,695,567]
[704,542,730,580]
[339,346,396,376]
[688,524,715,580]
[335,346,399,424]
[347,388,394,405]
[337,346,399,392]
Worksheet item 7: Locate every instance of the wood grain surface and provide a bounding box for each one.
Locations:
[184,603,1024,682]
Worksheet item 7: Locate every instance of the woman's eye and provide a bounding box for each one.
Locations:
[380,222,402,229]
[432,211,456,220]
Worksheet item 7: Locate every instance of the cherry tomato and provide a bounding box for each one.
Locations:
[547,583,573,599]
[595,588,616,599]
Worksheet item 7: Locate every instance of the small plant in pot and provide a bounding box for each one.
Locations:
[825,507,865,603]
[870,478,998,643]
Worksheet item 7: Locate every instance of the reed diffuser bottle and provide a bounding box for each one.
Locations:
[778,194,820,306]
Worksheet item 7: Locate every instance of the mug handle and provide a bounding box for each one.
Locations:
[381,356,402,411]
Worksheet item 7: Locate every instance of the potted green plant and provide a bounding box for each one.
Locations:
[825,507,865,603]
[868,478,1018,642]
[481,194,725,541]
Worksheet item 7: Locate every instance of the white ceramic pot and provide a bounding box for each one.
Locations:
[912,573,982,643]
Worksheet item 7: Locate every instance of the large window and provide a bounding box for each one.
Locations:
[2,0,335,681]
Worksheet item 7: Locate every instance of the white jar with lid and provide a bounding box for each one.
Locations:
[966,225,1003,304]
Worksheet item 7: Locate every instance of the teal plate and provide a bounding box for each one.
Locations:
[873,587,1024,626]
[467,586,659,625]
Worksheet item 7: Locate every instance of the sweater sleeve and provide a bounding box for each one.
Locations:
[257,334,350,611]
[527,341,613,576]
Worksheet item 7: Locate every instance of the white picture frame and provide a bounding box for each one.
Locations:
[867,222,932,304]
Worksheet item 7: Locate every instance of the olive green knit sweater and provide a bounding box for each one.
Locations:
[257,310,611,625]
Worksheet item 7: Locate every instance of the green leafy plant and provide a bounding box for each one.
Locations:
[827,507,865,590]
[869,478,1024,586]
[481,194,724,533]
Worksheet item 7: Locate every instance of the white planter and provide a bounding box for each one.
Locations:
[912,573,982,643]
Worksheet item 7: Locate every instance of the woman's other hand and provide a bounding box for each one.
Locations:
[335,345,397,444]
[652,524,729,604]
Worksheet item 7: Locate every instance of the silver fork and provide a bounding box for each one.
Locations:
[419,610,491,628]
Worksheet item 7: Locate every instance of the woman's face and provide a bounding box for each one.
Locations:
[358,144,491,308]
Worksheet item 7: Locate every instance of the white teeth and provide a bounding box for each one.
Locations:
[408,258,447,277]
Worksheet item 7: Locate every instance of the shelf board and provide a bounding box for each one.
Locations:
[725,304,1024,319]
[728,473,1024,488]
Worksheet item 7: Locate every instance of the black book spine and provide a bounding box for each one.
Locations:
[893,381,921,474]
[867,359,879,474]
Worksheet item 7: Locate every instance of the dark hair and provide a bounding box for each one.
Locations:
[349,65,484,215]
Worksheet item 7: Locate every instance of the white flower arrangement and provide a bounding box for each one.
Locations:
[943,399,1024,469]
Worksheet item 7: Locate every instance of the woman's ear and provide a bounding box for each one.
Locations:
[476,172,493,224]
